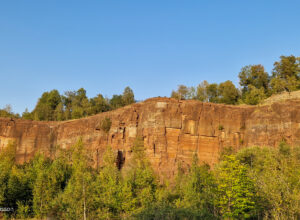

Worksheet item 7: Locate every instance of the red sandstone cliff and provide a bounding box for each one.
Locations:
[1,97,300,178]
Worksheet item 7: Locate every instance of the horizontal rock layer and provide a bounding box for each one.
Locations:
[1,97,300,178]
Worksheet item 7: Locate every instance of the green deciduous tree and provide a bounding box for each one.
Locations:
[0,142,16,206]
[61,88,90,119]
[206,83,219,103]
[54,102,65,121]
[239,65,269,94]
[30,154,52,217]
[218,80,240,105]
[175,154,216,218]
[171,85,188,100]
[243,85,266,105]
[196,80,209,102]
[0,142,33,218]
[270,55,300,93]
[237,146,300,219]
[124,137,157,215]
[6,166,32,216]
[110,95,124,109]
[171,85,196,100]
[22,108,33,120]
[273,55,300,79]
[90,94,111,115]
[33,90,62,121]
[215,155,256,219]
[122,86,135,105]
[31,152,71,218]
[238,64,270,104]
[56,139,96,220]
[94,146,133,219]
[270,75,300,93]
[0,105,20,118]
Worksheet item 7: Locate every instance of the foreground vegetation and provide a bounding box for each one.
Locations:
[1,138,300,219]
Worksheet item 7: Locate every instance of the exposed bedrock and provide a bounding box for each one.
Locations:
[1,97,300,179]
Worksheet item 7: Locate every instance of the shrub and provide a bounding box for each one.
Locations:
[100,117,112,133]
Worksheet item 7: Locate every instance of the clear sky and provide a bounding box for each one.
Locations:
[1,0,300,113]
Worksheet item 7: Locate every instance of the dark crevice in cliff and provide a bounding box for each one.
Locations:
[116,150,125,170]
[199,134,218,138]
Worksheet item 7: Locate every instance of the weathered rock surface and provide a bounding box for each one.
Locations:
[1,97,300,178]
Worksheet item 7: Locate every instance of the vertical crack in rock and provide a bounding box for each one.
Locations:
[196,102,204,154]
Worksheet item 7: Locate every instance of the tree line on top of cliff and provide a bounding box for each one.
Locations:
[1,55,299,121]
[171,55,300,105]
[0,86,135,121]
[0,104,17,118]
[1,138,300,219]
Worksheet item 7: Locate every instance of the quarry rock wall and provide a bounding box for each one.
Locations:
[1,97,300,178]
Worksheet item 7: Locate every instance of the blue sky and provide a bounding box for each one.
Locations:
[1,1,300,113]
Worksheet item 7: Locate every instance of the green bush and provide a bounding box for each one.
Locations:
[100,117,112,133]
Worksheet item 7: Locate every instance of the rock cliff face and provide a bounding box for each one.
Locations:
[1,97,300,178]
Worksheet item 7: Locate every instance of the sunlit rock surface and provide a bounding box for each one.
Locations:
[1,97,300,179]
